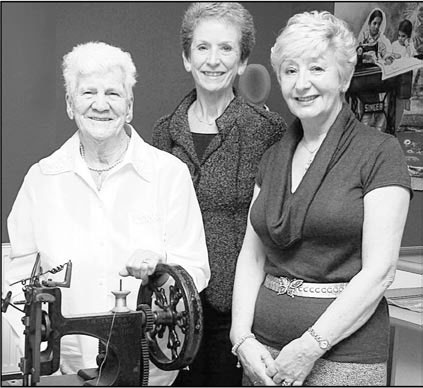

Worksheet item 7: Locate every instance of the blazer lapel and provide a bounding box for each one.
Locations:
[167,90,201,167]
[201,94,243,163]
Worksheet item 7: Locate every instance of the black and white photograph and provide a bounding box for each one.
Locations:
[2,2,422,387]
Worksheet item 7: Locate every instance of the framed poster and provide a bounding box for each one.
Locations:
[336,2,423,189]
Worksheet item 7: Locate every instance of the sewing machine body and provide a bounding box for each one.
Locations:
[23,286,147,386]
[2,261,203,386]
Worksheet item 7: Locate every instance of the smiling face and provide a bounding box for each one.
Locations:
[183,18,247,94]
[66,67,133,141]
[279,49,344,128]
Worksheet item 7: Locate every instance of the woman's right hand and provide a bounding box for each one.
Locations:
[119,248,167,285]
[237,338,277,386]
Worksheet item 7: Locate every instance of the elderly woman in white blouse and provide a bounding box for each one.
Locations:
[6,41,210,386]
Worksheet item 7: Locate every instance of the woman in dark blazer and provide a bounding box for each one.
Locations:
[152,2,286,386]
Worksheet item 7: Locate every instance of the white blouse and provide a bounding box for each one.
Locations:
[6,126,210,385]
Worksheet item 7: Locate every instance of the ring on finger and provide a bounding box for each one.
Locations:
[281,381,292,386]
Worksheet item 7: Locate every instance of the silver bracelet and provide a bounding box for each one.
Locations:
[231,333,256,356]
[231,333,256,368]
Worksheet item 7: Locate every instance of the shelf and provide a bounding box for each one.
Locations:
[398,246,423,274]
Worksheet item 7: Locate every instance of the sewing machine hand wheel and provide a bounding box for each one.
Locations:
[137,263,203,371]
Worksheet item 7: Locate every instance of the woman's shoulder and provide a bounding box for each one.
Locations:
[143,139,189,172]
[349,123,405,164]
[355,122,398,146]
[153,90,195,132]
[37,133,79,175]
[235,99,287,136]
[153,113,173,131]
[239,99,284,123]
[258,136,285,164]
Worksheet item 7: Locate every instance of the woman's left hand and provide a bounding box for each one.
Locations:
[119,248,166,284]
[265,335,322,386]
[237,338,277,386]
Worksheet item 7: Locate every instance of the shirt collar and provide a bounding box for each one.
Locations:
[125,124,154,182]
[39,125,153,182]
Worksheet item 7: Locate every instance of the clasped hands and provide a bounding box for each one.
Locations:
[119,248,167,285]
[238,336,318,386]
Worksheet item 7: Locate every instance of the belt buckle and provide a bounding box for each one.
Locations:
[277,276,304,297]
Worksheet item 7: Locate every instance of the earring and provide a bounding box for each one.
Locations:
[185,63,191,72]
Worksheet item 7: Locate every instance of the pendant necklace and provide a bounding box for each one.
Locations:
[301,140,320,171]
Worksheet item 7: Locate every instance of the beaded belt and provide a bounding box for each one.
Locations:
[264,274,347,298]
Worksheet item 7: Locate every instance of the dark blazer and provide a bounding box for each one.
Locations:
[152,89,286,312]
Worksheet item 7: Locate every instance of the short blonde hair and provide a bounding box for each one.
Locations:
[62,41,137,98]
[271,11,357,87]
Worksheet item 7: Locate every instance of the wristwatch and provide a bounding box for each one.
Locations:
[307,327,330,350]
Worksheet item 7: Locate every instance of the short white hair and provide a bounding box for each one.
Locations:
[271,11,357,88]
[62,41,137,98]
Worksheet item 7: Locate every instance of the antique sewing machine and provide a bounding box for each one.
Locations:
[1,255,203,386]
[346,60,413,135]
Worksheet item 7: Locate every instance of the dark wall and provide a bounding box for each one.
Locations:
[2,2,420,247]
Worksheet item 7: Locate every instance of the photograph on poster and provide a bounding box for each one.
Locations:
[335,2,423,189]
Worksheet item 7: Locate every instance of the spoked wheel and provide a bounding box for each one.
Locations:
[137,263,203,371]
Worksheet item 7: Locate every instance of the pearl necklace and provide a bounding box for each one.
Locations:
[80,133,130,175]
